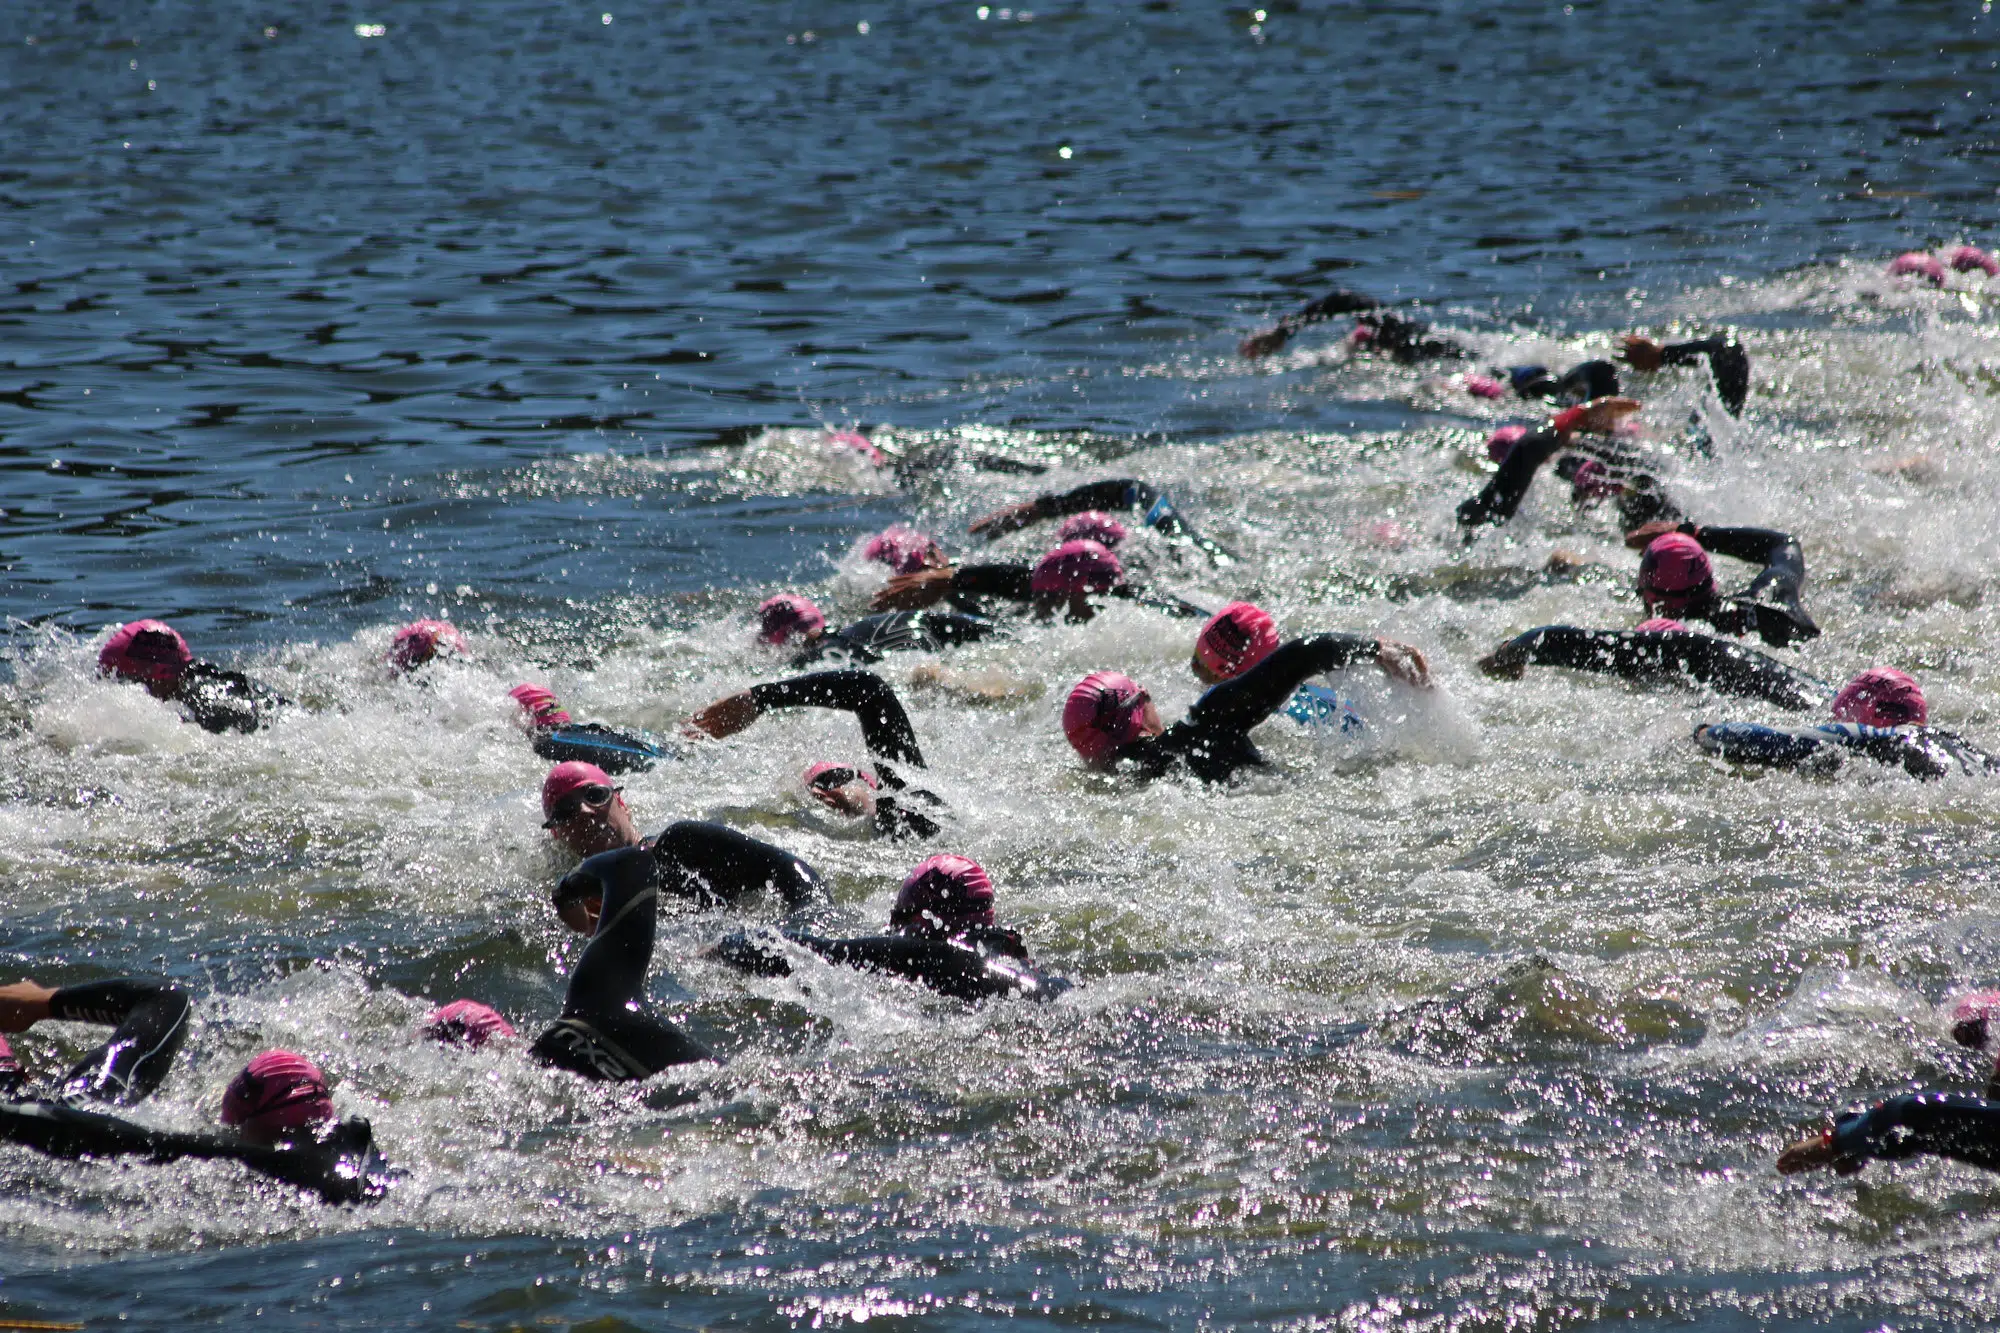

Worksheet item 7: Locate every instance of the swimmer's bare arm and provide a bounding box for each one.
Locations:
[1776,1129,1865,1176]
[872,567,958,612]
[0,982,56,1033]
[1374,639,1431,689]
[684,691,761,740]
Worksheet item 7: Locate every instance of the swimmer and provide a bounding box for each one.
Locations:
[712,854,1069,1002]
[385,619,469,676]
[1237,288,1465,363]
[1454,398,1677,533]
[536,847,721,1079]
[540,761,830,911]
[801,761,943,841]
[1950,991,2000,1098]
[423,999,516,1049]
[755,595,1006,667]
[684,668,946,837]
[1192,601,1431,727]
[1064,632,1432,783]
[1477,620,1830,711]
[871,540,1208,622]
[859,525,948,575]
[1626,520,1819,648]
[1617,332,1751,415]
[1778,1093,2000,1178]
[511,683,676,774]
[1695,667,2000,779]
[0,979,394,1204]
[96,619,290,734]
[964,477,1234,564]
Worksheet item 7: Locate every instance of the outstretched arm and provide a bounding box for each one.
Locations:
[652,820,831,911]
[1780,1094,2000,1176]
[750,670,926,766]
[1240,288,1381,359]
[1186,634,1387,734]
[48,979,194,1105]
[1479,626,1829,711]
[968,480,1156,540]
[1623,334,1749,415]
[556,848,660,1018]
[1457,429,1568,529]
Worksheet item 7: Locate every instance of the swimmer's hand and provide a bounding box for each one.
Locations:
[1617,335,1666,372]
[1776,1129,1865,1176]
[0,981,56,1033]
[872,568,956,612]
[1374,638,1432,690]
[1478,639,1530,680]
[1623,518,1693,551]
[684,691,760,741]
[1553,396,1642,436]
[967,501,1044,539]
[808,778,877,818]
[1239,326,1291,360]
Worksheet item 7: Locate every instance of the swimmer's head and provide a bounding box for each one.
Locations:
[1486,425,1529,463]
[1347,320,1376,346]
[1951,991,2000,1049]
[803,760,878,816]
[1565,458,1620,501]
[826,429,885,466]
[804,760,877,792]
[386,620,468,675]
[1832,667,1927,728]
[1949,246,1999,277]
[541,760,635,858]
[424,1000,516,1049]
[1062,670,1161,767]
[1057,511,1130,549]
[1633,618,1688,633]
[1888,251,1948,284]
[509,683,572,729]
[1030,540,1123,620]
[891,854,995,937]
[757,594,827,646]
[1462,373,1507,399]
[1192,602,1279,684]
[221,1050,335,1144]
[1636,532,1714,615]
[98,619,193,693]
[861,525,945,575]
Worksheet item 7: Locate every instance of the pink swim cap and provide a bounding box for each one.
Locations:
[757,594,827,646]
[1195,602,1280,679]
[1568,458,1620,500]
[509,683,572,728]
[1951,991,2000,1049]
[1948,246,1999,277]
[826,429,885,466]
[1888,251,1948,285]
[1463,373,1507,399]
[1831,667,1927,728]
[1347,321,1376,346]
[1486,424,1529,463]
[1057,511,1130,548]
[424,999,516,1049]
[1633,618,1689,633]
[803,760,878,791]
[386,620,468,674]
[891,854,996,936]
[861,525,943,575]
[1637,532,1714,604]
[220,1050,335,1144]
[98,619,193,685]
[1030,540,1124,598]
[1062,671,1150,767]
[542,760,614,821]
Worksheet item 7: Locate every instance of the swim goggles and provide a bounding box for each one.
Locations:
[542,784,621,827]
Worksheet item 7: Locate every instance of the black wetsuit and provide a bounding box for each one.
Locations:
[534,847,718,1080]
[0,978,395,1204]
[1695,721,2000,780]
[714,925,1071,1003]
[1116,633,1386,783]
[1487,627,1830,711]
[1246,289,1465,363]
[641,820,833,911]
[1827,1093,2000,1173]
[1504,360,1622,406]
[171,662,290,734]
[0,979,191,1106]
[532,721,676,775]
[1656,524,1819,649]
[938,561,1209,622]
[749,669,946,839]
[1642,335,1750,416]
[791,610,1005,668]
[1457,425,1682,534]
[985,478,1234,564]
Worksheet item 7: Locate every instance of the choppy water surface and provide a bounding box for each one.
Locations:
[5,1,2000,1328]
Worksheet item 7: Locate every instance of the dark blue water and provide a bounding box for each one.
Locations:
[8,3,2000,1329]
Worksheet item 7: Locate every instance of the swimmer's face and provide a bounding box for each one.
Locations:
[1189,655,1223,687]
[547,788,639,859]
[1137,697,1165,738]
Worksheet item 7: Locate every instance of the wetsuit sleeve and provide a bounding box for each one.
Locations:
[1186,634,1379,734]
[1694,723,1951,779]
[1659,335,1749,415]
[872,796,943,840]
[948,563,1036,602]
[1457,429,1567,529]
[651,820,831,910]
[46,978,193,1106]
[173,663,287,734]
[557,848,659,1020]
[1291,288,1380,325]
[1695,525,1817,645]
[1501,626,1829,711]
[1111,587,1212,620]
[749,670,925,767]
[789,933,1066,1003]
[1035,479,1158,519]
[1830,1093,2000,1172]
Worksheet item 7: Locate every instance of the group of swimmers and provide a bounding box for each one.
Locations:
[16,248,2000,1202]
